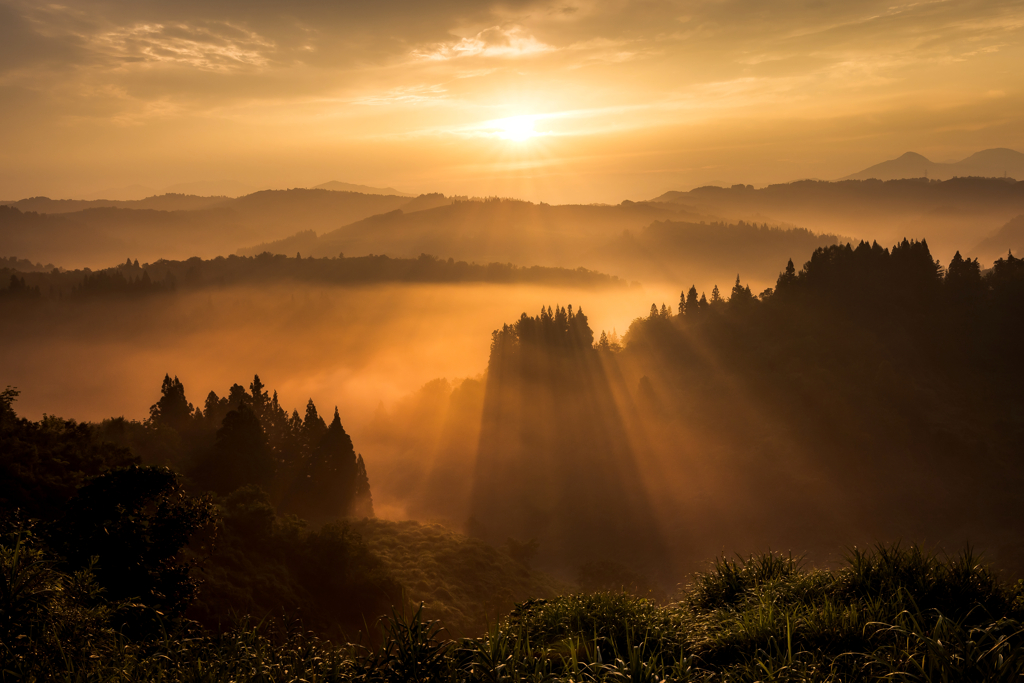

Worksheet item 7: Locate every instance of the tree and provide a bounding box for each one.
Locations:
[303,399,328,446]
[683,285,699,316]
[729,275,755,308]
[945,250,983,302]
[149,375,193,432]
[47,465,214,621]
[777,258,797,289]
[193,403,272,494]
[294,408,372,519]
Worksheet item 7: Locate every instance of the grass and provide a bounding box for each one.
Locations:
[350,518,569,636]
[4,543,1023,681]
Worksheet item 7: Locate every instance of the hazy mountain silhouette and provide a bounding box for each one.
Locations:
[1,190,419,267]
[841,148,1024,181]
[315,181,415,197]
[239,198,700,269]
[2,194,233,215]
[82,184,159,201]
[652,176,1024,261]
[583,219,843,285]
[973,214,1024,264]
[163,180,258,197]
[0,251,626,297]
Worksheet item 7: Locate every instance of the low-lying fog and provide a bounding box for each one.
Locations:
[1,278,680,429]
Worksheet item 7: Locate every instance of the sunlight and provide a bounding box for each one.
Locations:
[495,115,538,142]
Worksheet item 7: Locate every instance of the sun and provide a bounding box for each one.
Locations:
[496,115,538,142]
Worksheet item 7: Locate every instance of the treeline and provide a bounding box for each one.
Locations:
[462,241,1024,576]
[627,241,1024,370]
[0,251,625,300]
[0,375,393,648]
[109,374,373,520]
[0,255,58,272]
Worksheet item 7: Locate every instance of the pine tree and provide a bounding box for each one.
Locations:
[352,454,374,517]
[303,399,328,447]
[149,375,194,432]
[196,402,272,494]
[684,286,699,316]
[777,258,797,289]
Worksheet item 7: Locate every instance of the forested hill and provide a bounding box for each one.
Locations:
[650,176,1024,259]
[458,242,1024,577]
[237,197,698,265]
[582,218,843,285]
[237,198,839,285]
[0,251,626,300]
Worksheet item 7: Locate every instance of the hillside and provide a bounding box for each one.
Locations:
[582,219,843,287]
[315,181,415,196]
[239,198,701,271]
[0,190,438,268]
[350,519,567,635]
[652,176,1024,261]
[973,214,1024,263]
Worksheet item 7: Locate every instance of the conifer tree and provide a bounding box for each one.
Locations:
[149,375,194,432]
[684,286,699,316]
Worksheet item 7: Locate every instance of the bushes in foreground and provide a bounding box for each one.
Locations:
[3,543,1023,681]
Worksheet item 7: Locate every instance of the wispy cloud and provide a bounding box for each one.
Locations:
[91,21,275,71]
[354,84,450,106]
[415,25,554,61]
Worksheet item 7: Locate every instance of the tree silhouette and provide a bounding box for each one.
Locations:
[47,465,214,621]
[149,375,193,432]
[193,402,272,494]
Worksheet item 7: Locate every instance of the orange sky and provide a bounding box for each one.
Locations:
[2,0,1023,203]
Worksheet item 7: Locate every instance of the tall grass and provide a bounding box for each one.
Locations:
[4,544,1023,681]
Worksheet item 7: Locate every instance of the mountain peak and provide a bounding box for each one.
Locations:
[841,148,1024,181]
[895,151,932,162]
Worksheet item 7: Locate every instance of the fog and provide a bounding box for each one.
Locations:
[1,282,681,422]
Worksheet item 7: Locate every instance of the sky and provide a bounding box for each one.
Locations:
[2,0,1023,203]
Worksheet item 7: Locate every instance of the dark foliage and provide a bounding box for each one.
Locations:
[0,250,624,301]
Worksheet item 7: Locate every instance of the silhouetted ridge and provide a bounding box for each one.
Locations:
[0,252,624,299]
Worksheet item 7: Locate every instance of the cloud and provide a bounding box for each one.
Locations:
[415,25,554,61]
[355,84,450,106]
[92,21,275,72]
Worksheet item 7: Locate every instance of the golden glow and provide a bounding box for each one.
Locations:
[0,0,1021,201]
[495,115,538,142]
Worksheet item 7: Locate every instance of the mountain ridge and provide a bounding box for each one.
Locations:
[840,148,1024,181]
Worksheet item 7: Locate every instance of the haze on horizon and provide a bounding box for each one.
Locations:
[2,0,1023,203]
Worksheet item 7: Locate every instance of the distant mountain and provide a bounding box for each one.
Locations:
[314,181,414,197]
[82,184,158,201]
[651,176,1024,260]
[841,148,1024,181]
[973,214,1024,264]
[163,180,258,197]
[0,189,416,268]
[1,194,232,215]
[238,198,699,271]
